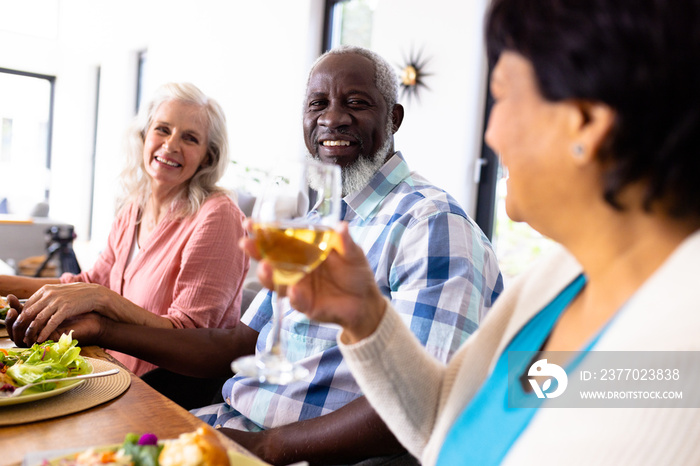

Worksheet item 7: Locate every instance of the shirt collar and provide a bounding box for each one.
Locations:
[343,151,410,221]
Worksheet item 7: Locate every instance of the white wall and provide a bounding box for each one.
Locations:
[0,0,489,268]
[372,0,490,217]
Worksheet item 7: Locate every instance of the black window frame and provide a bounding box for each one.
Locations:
[322,0,346,52]
[474,83,499,241]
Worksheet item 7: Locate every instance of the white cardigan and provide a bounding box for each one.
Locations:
[341,230,700,465]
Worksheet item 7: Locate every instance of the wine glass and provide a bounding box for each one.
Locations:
[232,158,342,384]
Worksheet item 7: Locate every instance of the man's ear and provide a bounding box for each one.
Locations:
[391,104,405,133]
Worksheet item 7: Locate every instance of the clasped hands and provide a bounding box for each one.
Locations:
[5,283,106,347]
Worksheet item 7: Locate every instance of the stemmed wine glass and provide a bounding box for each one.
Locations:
[232,158,342,384]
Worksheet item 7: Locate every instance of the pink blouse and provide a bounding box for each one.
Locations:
[61,194,249,375]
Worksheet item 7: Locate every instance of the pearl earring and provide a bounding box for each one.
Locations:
[572,143,584,158]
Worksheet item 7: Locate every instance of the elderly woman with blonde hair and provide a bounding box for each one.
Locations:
[2,82,249,377]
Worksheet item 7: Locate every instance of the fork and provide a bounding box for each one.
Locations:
[1,368,120,397]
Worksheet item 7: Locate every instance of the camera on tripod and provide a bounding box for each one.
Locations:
[33,225,82,277]
[47,225,75,246]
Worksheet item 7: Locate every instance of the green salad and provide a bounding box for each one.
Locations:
[0,331,91,394]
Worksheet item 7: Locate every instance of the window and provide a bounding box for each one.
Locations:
[135,50,149,113]
[0,69,54,216]
[1,118,12,163]
[491,171,557,283]
[323,0,376,50]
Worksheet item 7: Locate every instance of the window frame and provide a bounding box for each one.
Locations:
[0,67,56,201]
[322,0,345,52]
[474,83,499,241]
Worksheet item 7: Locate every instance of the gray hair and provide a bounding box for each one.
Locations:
[118,82,230,217]
[308,45,399,111]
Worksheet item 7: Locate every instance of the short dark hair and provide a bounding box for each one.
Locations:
[486,0,700,218]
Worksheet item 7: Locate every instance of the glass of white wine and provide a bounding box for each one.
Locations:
[232,158,342,384]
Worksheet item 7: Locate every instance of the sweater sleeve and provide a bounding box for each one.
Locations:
[340,247,583,465]
[339,299,449,458]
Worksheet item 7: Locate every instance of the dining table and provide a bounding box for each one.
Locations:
[0,332,269,466]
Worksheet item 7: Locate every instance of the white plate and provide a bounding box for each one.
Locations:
[0,378,86,407]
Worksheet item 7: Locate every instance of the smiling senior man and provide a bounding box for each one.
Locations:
[193,45,504,464]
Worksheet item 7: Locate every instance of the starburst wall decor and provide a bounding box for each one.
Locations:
[398,48,431,104]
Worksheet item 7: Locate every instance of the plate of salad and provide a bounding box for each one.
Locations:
[0,331,93,407]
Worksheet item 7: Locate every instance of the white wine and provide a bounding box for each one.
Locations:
[233,159,340,384]
[253,222,337,286]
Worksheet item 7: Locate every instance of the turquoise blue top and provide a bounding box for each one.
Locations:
[437,274,605,465]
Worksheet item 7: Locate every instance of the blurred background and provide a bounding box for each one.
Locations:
[0,0,554,283]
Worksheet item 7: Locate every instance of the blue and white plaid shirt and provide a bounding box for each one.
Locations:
[193,152,503,430]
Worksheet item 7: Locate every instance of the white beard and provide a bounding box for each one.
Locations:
[308,116,394,197]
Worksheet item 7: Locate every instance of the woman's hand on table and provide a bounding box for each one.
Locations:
[7,282,110,345]
[240,220,387,344]
[5,294,107,347]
